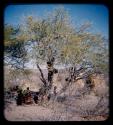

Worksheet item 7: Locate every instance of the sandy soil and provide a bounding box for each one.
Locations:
[4,94,108,121]
[4,72,109,121]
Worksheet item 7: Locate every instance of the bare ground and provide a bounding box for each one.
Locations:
[4,92,108,121]
[4,72,109,121]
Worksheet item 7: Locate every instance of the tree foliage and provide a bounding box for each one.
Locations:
[4,24,28,69]
[4,6,109,73]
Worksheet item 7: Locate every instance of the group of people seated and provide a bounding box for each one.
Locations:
[5,84,57,106]
[16,86,57,106]
[16,87,33,105]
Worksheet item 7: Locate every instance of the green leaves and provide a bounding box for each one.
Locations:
[4,6,109,74]
[4,24,19,46]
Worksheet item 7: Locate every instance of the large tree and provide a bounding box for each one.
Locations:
[4,6,109,99]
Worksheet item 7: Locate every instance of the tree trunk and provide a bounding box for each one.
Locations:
[36,57,57,102]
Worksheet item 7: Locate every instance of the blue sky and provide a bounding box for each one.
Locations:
[4,4,109,38]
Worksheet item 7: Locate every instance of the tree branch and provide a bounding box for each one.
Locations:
[36,63,47,86]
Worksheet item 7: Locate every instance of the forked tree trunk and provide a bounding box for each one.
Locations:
[36,57,57,101]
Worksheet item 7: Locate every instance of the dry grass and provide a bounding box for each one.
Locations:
[4,70,109,121]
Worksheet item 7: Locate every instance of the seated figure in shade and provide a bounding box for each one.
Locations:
[24,87,33,104]
[16,89,23,106]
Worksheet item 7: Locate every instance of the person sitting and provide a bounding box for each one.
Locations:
[16,89,23,106]
[26,87,30,94]
[34,92,39,104]
[24,87,33,104]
